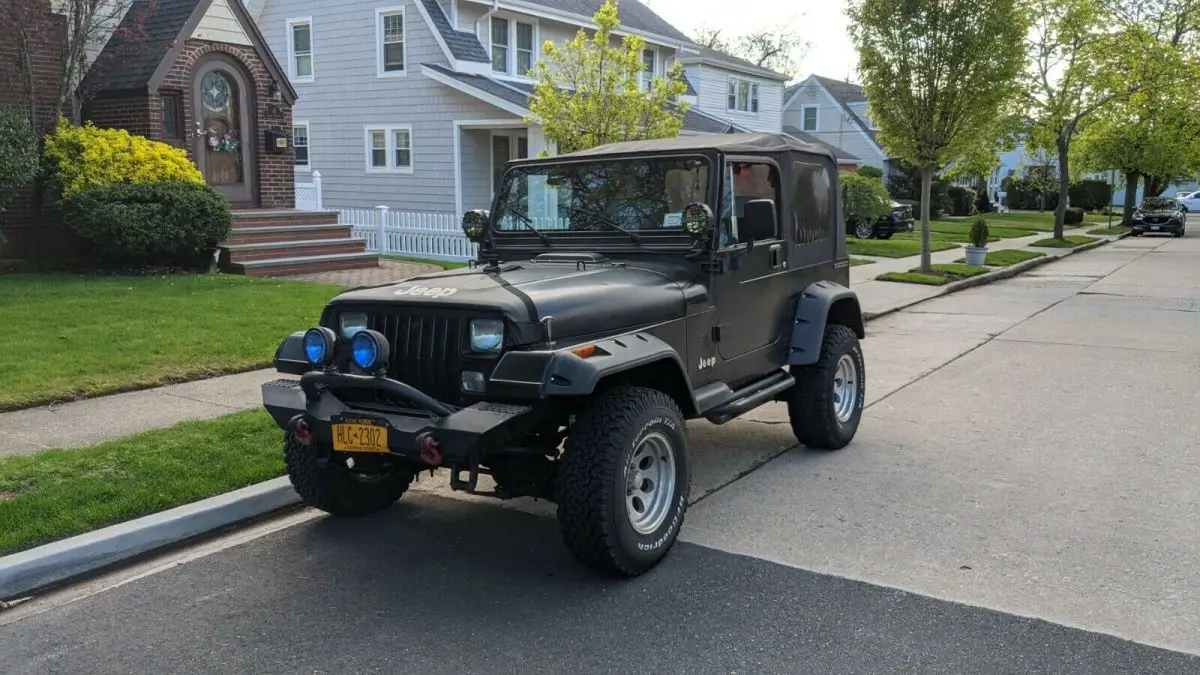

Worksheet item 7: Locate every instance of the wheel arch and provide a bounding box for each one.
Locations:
[788,281,865,366]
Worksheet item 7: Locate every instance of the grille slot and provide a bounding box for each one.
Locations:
[365,309,470,406]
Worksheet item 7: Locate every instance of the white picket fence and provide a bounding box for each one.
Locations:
[294,171,323,211]
[340,206,479,262]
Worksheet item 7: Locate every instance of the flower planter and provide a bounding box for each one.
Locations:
[964,245,988,266]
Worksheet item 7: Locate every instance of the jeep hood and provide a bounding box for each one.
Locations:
[328,260,698,340]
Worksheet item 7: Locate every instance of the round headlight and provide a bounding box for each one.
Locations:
[340,312,368,339]
[469,319,504,353]
[351,329,390,372]
[303,327,337,366]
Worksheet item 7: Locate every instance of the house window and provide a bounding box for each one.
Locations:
[377,8,406,76]
[288,18,313,81]
[490,16,536,77]
[727,78,759,113]
[160,92,183,145]
[802,104,818,131]
[639,49,656,90]
[365,125,413,172]
[793,161,832,245]
[293,122,309,168]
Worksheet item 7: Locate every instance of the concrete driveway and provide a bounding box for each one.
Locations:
[1,226,1197,671]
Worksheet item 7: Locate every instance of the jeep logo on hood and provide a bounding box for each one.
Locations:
[393,285,459,298]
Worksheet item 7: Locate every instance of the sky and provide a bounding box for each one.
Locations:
[644,0,860,83]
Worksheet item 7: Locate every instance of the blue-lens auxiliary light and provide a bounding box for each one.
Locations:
[303,327,338,367]
[351,329,390,374]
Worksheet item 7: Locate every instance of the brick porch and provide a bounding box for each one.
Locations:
[220,209,379,276]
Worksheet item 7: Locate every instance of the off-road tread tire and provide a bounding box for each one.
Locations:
[556,386,689,577]
[284,433,414,517]
[788,324,864,451]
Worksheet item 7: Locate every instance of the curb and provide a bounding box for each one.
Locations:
[862,233,1124,322]
[0,477,300,600]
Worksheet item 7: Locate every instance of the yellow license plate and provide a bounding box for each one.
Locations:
[331,422,389,453]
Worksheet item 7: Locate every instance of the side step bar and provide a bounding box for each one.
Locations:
[703,370,795,425]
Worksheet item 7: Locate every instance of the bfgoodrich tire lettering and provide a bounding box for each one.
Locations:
[283,433,414,517]
[555,386,691,577]
[787,324,866,450]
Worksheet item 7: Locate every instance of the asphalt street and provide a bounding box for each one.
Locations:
[2,225,1198,673]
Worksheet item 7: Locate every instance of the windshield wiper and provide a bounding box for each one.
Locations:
[566,205,641,244]
[502,208,550,245]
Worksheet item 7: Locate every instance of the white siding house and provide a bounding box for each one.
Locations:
[782,74,887,176]
[678,46,788,134]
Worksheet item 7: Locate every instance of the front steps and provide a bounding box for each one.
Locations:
[219,209,379,277]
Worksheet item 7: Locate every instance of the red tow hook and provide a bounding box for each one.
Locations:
[291,415,314,446]
[416,432,443,466]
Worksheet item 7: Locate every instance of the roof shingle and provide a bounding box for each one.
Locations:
[83,0,198,93]
[420,0,490,63]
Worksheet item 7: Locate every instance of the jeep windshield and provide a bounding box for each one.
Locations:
[492,155,711,238]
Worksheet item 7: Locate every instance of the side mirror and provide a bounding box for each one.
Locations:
[682,202,715,250]
[461,209,490,244]
[742,199,777,243]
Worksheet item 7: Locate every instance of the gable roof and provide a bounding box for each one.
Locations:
[678,45,789,81]
[464,0,691,43]
[810,75,876,145]
[419,0,490,63]
[82,0,296,104]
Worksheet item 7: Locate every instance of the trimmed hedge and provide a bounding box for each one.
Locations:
[856,165,883,180]
[1064,207,1084,225]
[948,186,977,217]
[1002,176,1114,212]
[840,172,892,230]
[44,119,203,199]
[61,181,232,270]
[0,107,39,215]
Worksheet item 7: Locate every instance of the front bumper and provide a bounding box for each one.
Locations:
[262,374,532,469]
[1131,219,1183,233]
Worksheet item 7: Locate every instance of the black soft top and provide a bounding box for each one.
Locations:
[557,132,838,163]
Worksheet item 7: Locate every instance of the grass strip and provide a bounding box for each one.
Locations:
[845,238,958,258]
[1029,235,1098,248]
[953,249,1047,267]
[875,262,991,286]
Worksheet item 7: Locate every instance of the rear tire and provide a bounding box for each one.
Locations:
[284,433,415,517]
[555,386,691,577]
[876,231,894,240]
[787,324,865,450]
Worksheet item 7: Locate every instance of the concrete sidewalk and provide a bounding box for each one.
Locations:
[0,226,1123,457]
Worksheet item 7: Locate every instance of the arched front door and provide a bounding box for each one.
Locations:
[193,56,255,204]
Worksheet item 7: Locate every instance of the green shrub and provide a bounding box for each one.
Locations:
[0,107,40,221]
[60,181,232,270]
[1064,206,1084,225]
[1068,179,1112,211]
[856,165,883,180]
[948,186,977,217]
[840,172,892,232]
[974,185,994,214]
[968,217,989,248]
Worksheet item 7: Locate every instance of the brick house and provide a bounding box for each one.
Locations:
[1,0,378,274]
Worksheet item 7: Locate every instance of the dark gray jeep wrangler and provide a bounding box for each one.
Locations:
[262,133,866,577]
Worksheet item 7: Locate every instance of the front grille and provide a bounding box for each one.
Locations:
[364,308,473,406]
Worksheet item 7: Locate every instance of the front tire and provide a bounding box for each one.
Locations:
[787,324,866,450]
[853,222,875,239]
[555,386,691,577]
[284,433,415,517]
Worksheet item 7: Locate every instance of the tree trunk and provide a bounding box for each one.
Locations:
[1145,175,1165,198]
[1122,171,1139,226]
[1053,135,1070,240]
[919,164,933,272]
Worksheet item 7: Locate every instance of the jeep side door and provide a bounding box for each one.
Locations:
[711,158,790,370]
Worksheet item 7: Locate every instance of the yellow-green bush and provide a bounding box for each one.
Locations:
[44,119,203,198]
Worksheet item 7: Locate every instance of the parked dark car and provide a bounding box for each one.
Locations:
[850,201,914,239]
[260,133,867,578]
[1130,197,1187,237]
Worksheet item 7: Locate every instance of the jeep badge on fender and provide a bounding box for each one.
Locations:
[261,132,867,579]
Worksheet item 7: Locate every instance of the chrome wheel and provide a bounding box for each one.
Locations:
[625,431,677,535]
[832,353,859,423]
[854,223,874,239]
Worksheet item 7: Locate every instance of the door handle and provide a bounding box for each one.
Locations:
[769,243,786,269]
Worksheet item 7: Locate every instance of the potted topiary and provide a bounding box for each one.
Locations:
[964,216,989,266]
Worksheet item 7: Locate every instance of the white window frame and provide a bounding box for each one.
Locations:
[638,48,658,91]
[801,104,819,131]
[489,13,538,80]
[376,7,407,78]
[364,125,414,174]
[293,121,310,171]
[489,129,529,197]
[286,17,313,83]
[727,77,760,114]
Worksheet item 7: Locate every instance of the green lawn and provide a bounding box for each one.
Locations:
[0,274,342,411]
[954,249,1047,267]
[1029,235,1099,248]
[876,262,991,286]
[849,257,875,266]
[845,237,958,258]
[1087,225,1131,236]
[0,410,284,555]
[899,221,1033,242]
[942,210,1111,232]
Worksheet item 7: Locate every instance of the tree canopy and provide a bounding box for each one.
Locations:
[693,25,809,77]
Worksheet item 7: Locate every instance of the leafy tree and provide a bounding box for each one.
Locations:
[840,172,892,230]
[856,165,883,180]
[528,0,690,154]
[694,25,810,77]
[848,0,1028,271]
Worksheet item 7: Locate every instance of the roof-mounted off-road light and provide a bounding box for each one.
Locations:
[682,201,715,250]
[351,329,390,375]
[303,327,337,367]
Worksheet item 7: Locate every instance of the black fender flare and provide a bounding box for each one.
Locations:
[273,330,312,376]
[788,281,865,366]
[488,332,697,412]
